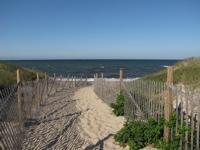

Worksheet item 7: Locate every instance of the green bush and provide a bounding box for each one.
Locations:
[115,118,164,150]
[111,93,125,116]
[114,114,190,150]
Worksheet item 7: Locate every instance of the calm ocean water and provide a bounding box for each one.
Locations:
[10,60,179,78]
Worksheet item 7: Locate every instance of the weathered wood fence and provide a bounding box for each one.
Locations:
[93,78,120,106]
[0,70,88,150]
[93,68,200,149]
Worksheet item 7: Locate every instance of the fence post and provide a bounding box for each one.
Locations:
[60,74,63,90]
[85,75,87,84]
[164,66,173,142]
[95,73,98,79]
[101,73,104,98]
[45,72,47,89]
[81,75,83,81]
[72,76,74,87]
[71,76,73,87]
[119,68,124,92]
[36,73,40,107]
[37,73,39,81]
[101,73,104,79]
[53,73,57,93]
[74,76,76,87]
[17,69,23,130]
[93,74,96,83]
[67,75,69,88]
[45,73,48,97]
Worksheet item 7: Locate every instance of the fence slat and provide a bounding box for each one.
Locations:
[197,99,200,150]
[185,90,189,150]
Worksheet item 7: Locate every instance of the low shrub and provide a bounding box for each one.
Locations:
[114,114,190,150]
[111,92,125,116]
[115,118,164,150]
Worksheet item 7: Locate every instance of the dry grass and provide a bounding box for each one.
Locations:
[0,61,45,88]
[142,58,200,87]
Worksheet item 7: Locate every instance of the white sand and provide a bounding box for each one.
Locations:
[74,86,128,150]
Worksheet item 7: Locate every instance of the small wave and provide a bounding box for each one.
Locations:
[57,77,139,82]
[163,65,168,68]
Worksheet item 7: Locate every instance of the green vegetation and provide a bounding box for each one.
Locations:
[110,92,125,116]
[142,58,200,87]
[0,61,45,88]
[115,118,164,150]
[114,114,190,150]
[113,58,198,149]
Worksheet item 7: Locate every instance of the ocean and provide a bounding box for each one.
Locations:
[9,59,179,78]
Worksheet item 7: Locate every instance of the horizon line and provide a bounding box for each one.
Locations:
[1,58,183,61]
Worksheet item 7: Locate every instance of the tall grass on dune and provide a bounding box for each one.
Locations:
[0,61,44,88]
[143,58,200,87]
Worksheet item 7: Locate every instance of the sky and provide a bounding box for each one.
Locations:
[0,0,200,60]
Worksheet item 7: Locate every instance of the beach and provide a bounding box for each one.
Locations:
[1,58,200,150]
[1,0,199,149]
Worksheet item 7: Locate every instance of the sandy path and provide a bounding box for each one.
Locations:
[22,88,89,150]
[75,86,127,150]
[22,85,128,150]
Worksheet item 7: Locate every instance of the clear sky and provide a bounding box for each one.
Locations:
[0,0,200,60]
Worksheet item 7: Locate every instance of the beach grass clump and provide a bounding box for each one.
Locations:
[0,61,45,88]
[111,92,125,116]
[142,58,200,87]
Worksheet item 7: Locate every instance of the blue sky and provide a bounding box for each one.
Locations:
[0,0,200,59]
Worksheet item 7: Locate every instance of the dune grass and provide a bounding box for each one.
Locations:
[0,61,45,88]
[142,58,200,87]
